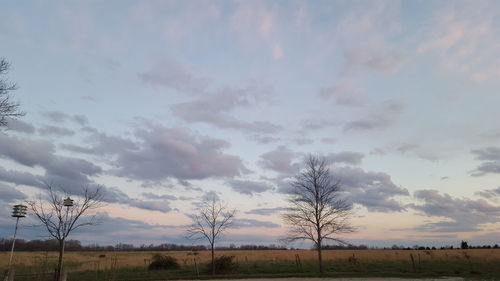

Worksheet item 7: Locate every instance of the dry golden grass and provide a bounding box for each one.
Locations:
[1,249,499,271]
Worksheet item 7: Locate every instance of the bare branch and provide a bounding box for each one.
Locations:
[28,183,104,241]
[0,58,25,127]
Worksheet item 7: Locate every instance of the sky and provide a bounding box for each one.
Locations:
[0,0,499,248]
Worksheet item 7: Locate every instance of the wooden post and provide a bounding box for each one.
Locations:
[295,254,302,271]
[418,254,421,272]
[194,258,199,277]
[410,254,417,273]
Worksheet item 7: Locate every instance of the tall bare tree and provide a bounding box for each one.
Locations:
[0,58,24,127]
[186,196,235,275]
[27,183,103,281]
[281,155,354,273]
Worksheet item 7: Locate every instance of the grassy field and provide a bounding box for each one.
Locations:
[1,249,499,280]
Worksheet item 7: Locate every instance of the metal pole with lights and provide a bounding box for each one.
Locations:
[58,197,74,281]
[7,204,27,272]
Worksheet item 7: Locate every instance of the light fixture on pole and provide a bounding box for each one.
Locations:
[63,197,74,208]
[7,204,27,274]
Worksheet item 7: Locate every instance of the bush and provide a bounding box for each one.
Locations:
[207,255,238,274]
[148,254,180,270]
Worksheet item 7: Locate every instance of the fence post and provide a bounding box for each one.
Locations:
[194,258,199,277]
[410,254,417,273]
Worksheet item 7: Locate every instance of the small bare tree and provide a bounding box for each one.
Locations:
[186,196,235,275]
[28,183,103,281]
[0,58,24,127]
[281,155,354,273]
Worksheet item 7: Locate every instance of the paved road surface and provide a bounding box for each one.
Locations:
[179,277,465,281]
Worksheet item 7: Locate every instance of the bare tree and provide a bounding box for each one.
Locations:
[0,58,24,127]
[27,183,103,281]
[186,196,235,275]
[281,155,354,273]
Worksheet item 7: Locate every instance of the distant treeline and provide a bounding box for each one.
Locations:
[0,238,498,252]
[387,243,500,250]
[0,238,285,252]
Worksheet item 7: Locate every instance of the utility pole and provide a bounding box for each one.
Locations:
[4,204,27,281]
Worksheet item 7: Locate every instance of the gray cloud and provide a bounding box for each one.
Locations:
[0,133,103,194]
[42,111,69,123]
[249,134,280,144]
[273,162,408,212]
[259,146,299,174]
[140,58,281,135]
[326,151,364,165]
[67,212,184,245]
[371,143,440,161]
[59,144,96,154]
[343,100,403,132]
[41,111,88,125]
[321,137,337,144]
[0,135,55,167]
[112,123,247,181]
[293,138,314,145]
[172,87,282,134]
[38,125,75,137]
[142,192,178,201]
[473,162,500,176]
[0,164,172,213]
[232,218,280,229]
[332,166,409,212]
[471,147,500,176]
[71,213,280,245]
[0,166,44,188]
[409,189,500,232]
[138,58,209,95]
[245,207,286,215]
[5,118,35,134]
[411,221,479,233]
[1,139,101,192]
[471,147,500,161]
[0,183,28,202]
[73,115,89,126]
[127,200,172,213]
[476,187,500,199]
[227,179,274,195]
[298,119,337,134]
[318,78,363,106]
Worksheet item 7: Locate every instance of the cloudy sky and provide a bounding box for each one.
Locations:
[1,0,499,248]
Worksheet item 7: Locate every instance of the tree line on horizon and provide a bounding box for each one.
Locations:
[1,237,498,252]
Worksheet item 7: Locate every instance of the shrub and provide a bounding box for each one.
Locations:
[207,255,238,274]
[148,254,180,270]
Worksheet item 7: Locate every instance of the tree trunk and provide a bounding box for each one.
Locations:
[317,241,323,274]
[57,239,65,281]
[211,243,215,275]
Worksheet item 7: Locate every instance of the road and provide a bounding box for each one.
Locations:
[181,277,465,281]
